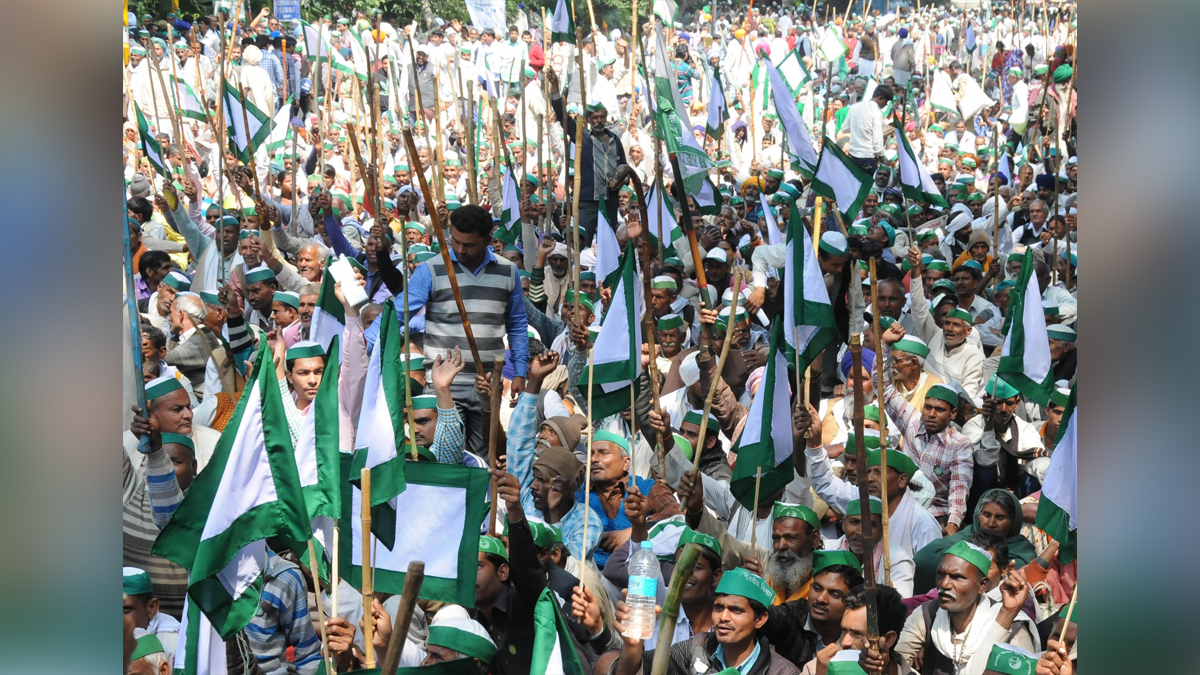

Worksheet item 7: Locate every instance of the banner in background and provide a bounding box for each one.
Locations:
[466,0,508,33]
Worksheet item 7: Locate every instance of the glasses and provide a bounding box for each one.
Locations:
[205,214,221,220]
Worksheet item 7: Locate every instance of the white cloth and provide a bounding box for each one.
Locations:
[846,99,886,159]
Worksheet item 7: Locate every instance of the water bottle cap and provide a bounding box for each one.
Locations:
[640,540,653,550]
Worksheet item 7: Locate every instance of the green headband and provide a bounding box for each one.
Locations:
[812,550,862,574]
[772,502,820,531]
[945,540,993,575]
[593,430,631,455]
[714,567,776,608]
[925,384,959,408]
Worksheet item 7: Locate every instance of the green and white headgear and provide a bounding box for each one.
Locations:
[657,314,685,331]
[427,616,498,663]
[819,231,849,256]
[145,374,184,402]
[123,566,153,596]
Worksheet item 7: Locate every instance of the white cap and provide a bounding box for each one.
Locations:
[679,351,701,387]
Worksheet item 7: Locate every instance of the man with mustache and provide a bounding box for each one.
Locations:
[827,494,915,597]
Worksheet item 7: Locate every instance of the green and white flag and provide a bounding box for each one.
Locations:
[342,459,490,605]
[295,337,344,583]
[309,256,367,351]
[495,165,522,245]
[818,25,847,62]
[169,75,208,122]
[652,0,678,23]
[782,195,838,368]
[929,69,958,117]
[221,77,271,164]
[530,587,588,675]
[593,196,622,288]
[345,29,370,82]
[693,175,724,216]
[776,47,812,97]
[705,71,729,140]
[810,139,873,222]
[577,242,643,421]
[265,95,295,152]
[896,124,949,207]
[301,20,329,63]
[997,250,1054,405]
[352,298,408,547]
[549,0,576,43]
[134,102,168,178]
[173,596,228,675]
[1035,385,1076,564]
[765,59,819,174]
[730,322,796,510]
[645,182,684,246]
[152,339,310,639]
[652,25,715,193]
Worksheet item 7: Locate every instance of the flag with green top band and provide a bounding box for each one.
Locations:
[810,139,874,222]
[782,192,838,369]
[134,102,168,178]
[151,339,311,639]
[997,250,1055,405]
[530,587,588,675]
[221,76,272,164]
[294,336,344,583]
[265,95,296,152]
[172,596,228,674]
[730,322,796,510]
[310,256,367,351]
[1035,384,1077,564]
[896,123,950,207]
[577,242,643,421]
[652,24,715,193]
[549,0,576,43]
[495,165,523,245]
[169,75,208,121]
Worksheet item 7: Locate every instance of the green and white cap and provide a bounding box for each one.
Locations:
[772,502,821,531]
[274,290,300,309]
[925,383,959,408]
[985,374,1019,400]
[985,643,1037,675]
[812,550,862,573]
[244,264,276,283]
[427,616,498,662]
[945,540,992,575]
[945,307,973,323]
[123,566,153,596]
[892,336,930,358]
[678,527,722,558]
[129,634,166,662]
[479,534,507,560]
[1047,325,1076,342]
[657,314,685,331]
[162,270,191,291]
[844,494,883,517]
[714,567,776,607]
[651,275,678,290]
[593,430,631,455]
[286,340,324,361]
[411,394,438,410]
[820,231,849,256]
[145,374,183,401]
[199,290,221,306]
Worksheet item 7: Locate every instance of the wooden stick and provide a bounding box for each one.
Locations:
[122,186,151,454]
[1058,583,1077,644]
[330,525,340,618]
[488,357,505,535]
[582,347,596,557]
[868,258,891,587]
[307,540,333,674]
[465,79,479,204]
[693,277,741,474]
[570,25,587,320]
[399,186,418,461]
[749,468,763,550]
[401,126,486,373]
[360,467,375,668]
[849,335,882,647]
[236,82,262,198]
[378,561,426,675]
[649,544,702,675]
[433,69,446,199]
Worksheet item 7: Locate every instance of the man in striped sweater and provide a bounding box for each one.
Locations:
[396,204,529,455]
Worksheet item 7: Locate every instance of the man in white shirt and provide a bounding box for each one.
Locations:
[845,83,894,176]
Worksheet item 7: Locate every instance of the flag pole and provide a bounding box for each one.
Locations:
[360,467,375,668]
[466,78,479,204]
[582,347,596,557]
[236,82,263,198]
[749,468,763,551]
[849,334,883,649]
[379,561,426,675]
[401,125,486,373]
[867,258,891,586]
[1058,584,1077,644]
[650,544,702,675]
[307,541,333,674]
[693,277,740,474]
[488,357,505,535]
[330,525,340,618]
[571,24,587,321]
[122,184,151,455]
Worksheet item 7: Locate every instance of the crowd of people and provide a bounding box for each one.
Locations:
[122,1,1078,673]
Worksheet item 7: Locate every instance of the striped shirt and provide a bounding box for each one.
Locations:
[245,553,322,675]
[123,446,187,617]
[674,60,698,104]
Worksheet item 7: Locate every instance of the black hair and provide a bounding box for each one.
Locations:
[507,24,518,33]
[968,528,1010,571]
[860,239,883,260]
[241,36,255,47]
[483,552,509,579]
[449,204,495,238]
[482,28,495,38]
[954,264,982,281]
[140,318,167,351]
[128,197,154,223]
[255,34,270,48]
[675,44,689,60]
[845,584,907,642]
[872,84,894,102]
[814,564,865,589]
[139,250,172,279]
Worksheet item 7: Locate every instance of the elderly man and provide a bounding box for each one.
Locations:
[880,323,976,536]
[888,335,945,412]
[905,248,985,400]
[163,292,219,396]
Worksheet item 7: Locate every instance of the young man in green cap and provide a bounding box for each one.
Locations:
[962,374,1046,506]
[896,537,1037,674]
[123,567,180,658]
[612,567,803,675]
[763,550,865,670]
[831,495,914,596]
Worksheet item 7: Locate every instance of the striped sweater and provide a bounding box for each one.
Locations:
[422,254,520,383]
[122,446,187,617]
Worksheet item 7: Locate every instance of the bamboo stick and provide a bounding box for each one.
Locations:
[693,278,741,474]
[488,357,505,534]
[378,561,425,675]
[360,467,375,668]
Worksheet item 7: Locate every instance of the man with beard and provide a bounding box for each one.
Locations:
[897,537,1038,674]
[827,495,915,597]
[819,349,899,454]
[296,283,319,342]
[963,375,1045,506]
[767,550,864,672]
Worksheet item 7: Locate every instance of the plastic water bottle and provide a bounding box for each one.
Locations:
[623,540,659,640]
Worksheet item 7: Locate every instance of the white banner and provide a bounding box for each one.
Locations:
[465,0,508,33]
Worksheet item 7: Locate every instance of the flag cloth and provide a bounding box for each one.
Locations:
[765,59,819,174]
[351,298,408,547]
[929,70,958,117]
[309,256,366,350]
[818,26,846,62]
[294,336,343,583]
[265,95,296,152]
[135,102,168,178]
[782,195,838,368]
[549,0,576,43]
[170,75,208,121]
[705,71,729,140]
[593,196,622,288]
[896,124,950,207]
[997,250,1055,405]
[997,151,1013,185]
[495,165,523,245]
[652,25,714,193]
[222,77,272,163]
[173,597,229,675]
[1035,385,1077,564]
[652,0,678,23]
[341,457,490,606]
[345,29,370,82]
[730,322,796,510]
[577,242,643,421]
[760,194,785,246]
[645,182,683,246]
[776,48,812,97]
[300,20,328,63]
[530,587,589,675]
[810,139,874,222]
[151,339,310,639]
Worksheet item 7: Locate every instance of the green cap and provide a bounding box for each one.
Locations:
[866,448,918,479]
[593,430,631,455]
[274,290,300,309]
[892,336,930,358]
[245,266,277,284]
[160,433,194,452]
[657,314,685,331]
[145,374,184,401]
[683,409,720,432]
[945,540,993,576]
[678,527,722,558]
[286,341,325,361]
[199,290,221,306]
[945,307,973,323]
[985,643,1038,675]
[411,394,438,410]
[985,374,1019,400]
[714,567,776,608]
[129,634,166,662]
[161,270,192,291]
[123,567,153,596]
[1047,325,1076,343]
[427,621,498,663]
[563,289,595,314]
[527,520,559,548]
[812,550,862,573]
[926,260,951,273]
[844,495,883,517]
[479,535,507,560]
[651,275,678,290]
[772,502,820,531]
[925,384,959,408]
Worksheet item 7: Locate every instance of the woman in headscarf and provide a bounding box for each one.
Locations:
[910,487,1037,595]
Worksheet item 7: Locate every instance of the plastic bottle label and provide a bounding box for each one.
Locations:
[628,574,657,598]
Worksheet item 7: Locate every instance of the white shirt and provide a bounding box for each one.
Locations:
[845,99,885,159]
